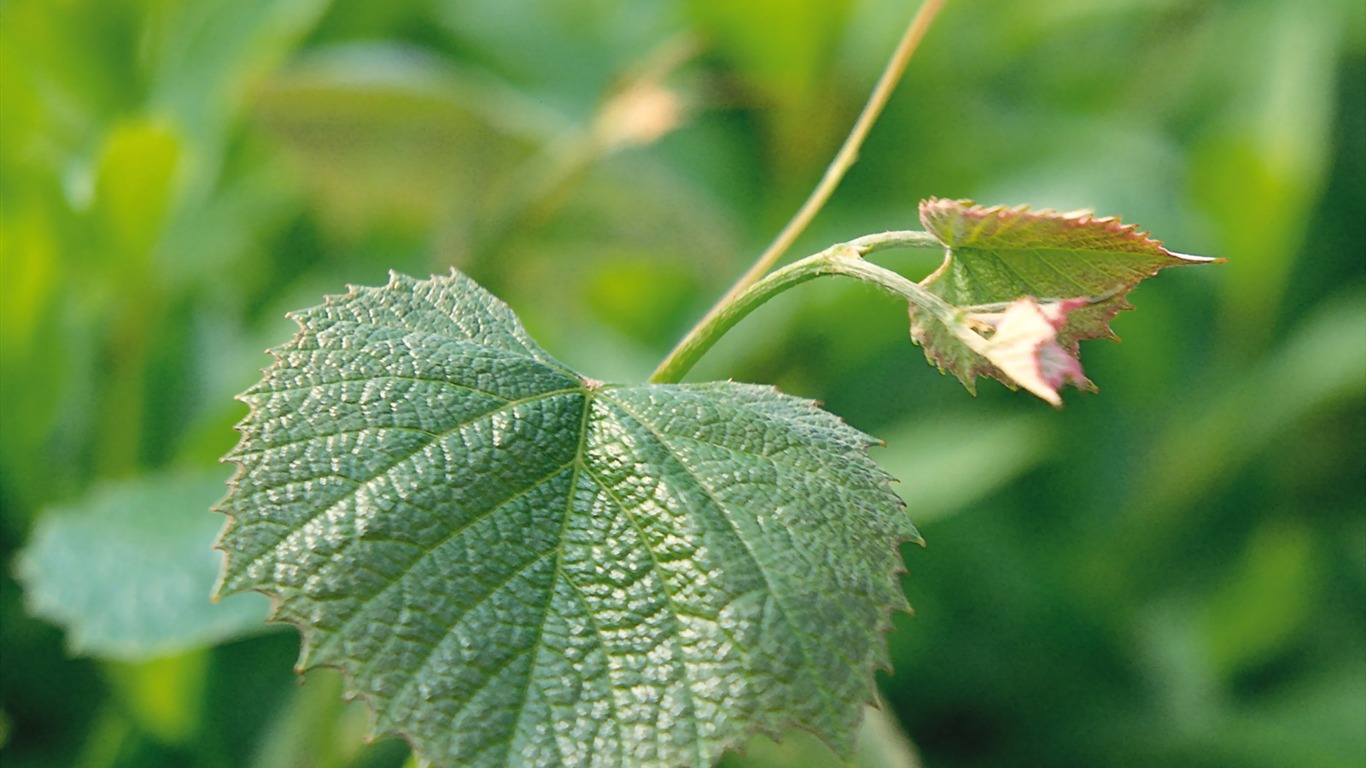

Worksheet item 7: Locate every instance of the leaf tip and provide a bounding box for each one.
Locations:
[1166,250,1225,265]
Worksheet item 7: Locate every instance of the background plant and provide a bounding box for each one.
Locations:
[3,1,1364,767]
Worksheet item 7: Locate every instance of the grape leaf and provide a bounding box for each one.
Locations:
[214,271,919,768]
[15,470,272,661]
[912,198,1215,396]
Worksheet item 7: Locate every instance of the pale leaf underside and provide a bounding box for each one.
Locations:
[215,271,919,768]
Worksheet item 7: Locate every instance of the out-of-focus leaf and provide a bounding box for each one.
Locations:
[434,0,678,108]
[685,0,854,178]
[103,651,208,745]
[246,672,378,768]
[1202,660,1366,768]
[1188,1,1340,354]
[875,412,1055,525]
[686,0,851,99]
[251,43,559,239]
[1135,290,1366,518]
[148,0,330,191]
[0,191,68,520]
[93,119,181,262]
[216,270,918,767]
[1137,600,1365,768]
[15,470,272,661]
[1202,520,1318,679]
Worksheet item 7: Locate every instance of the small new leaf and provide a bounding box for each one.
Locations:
[912,198,1215,400]
[215,270,919,768]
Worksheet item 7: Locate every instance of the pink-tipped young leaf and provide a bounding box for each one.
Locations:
[911,198,1215,399]
[966,297,1091,408]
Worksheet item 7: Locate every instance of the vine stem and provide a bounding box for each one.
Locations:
[650,0,948,383]
[648,237,950,384]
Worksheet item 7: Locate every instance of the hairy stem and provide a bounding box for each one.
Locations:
[848,229,943,256]
[650,0,948,382]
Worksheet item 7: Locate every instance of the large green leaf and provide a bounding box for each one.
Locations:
[15,470,272,661]
[215,271,919,768]
[912,198,1215,394]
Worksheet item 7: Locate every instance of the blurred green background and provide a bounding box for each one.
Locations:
[2,0,1363,766]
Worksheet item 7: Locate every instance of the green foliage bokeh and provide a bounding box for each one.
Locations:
[1,1,1362,767]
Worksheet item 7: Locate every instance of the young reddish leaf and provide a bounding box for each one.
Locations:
[911,198,1216,398]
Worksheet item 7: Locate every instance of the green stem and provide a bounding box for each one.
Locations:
[650,0,948,382]
[649,239,951,384]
